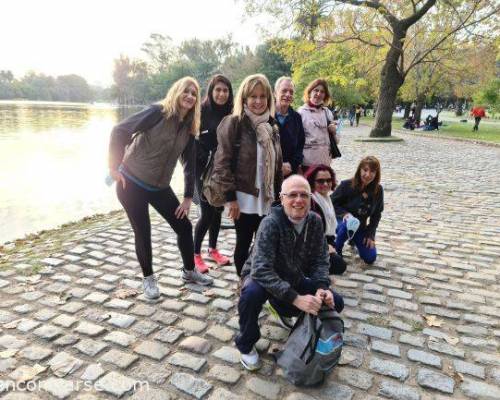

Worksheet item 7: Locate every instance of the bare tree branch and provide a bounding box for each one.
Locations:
[401,0,437,28]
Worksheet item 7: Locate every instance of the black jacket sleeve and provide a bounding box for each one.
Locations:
[366,186,384,239]
[331,180,351,218]
[291,115,305,172]
[180,136,196,198]
[108,105,163,171]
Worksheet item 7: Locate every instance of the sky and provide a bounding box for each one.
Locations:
[1,0,268,86]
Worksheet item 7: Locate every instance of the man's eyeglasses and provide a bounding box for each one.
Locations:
[315,178,332,185]
[281,192,312,200]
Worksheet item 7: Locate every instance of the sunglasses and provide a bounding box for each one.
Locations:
[315,178,332,185]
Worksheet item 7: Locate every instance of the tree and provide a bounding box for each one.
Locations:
[141,33,177,73]
[243,0,500,136]
[54,74,92,102]
[255,39,292,86]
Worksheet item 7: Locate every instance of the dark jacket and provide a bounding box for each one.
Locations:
[241,206,330,304]
[108,105,196,197]
[212,114,283,202]
[275,107,305,173]
[331,179,384,239]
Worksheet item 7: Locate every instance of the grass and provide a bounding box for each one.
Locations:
[361,116,500,144]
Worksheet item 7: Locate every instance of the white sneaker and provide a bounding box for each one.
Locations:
[182,269,213,286]
[143,275,160,299]
[240,347,261,371]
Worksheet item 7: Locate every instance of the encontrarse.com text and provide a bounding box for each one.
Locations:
[0,380,150,393]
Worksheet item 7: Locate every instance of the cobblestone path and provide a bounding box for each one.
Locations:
[0,126,499,399]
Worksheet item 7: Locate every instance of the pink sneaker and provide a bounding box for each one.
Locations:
[208,248,231,266]
[194,254,209,274]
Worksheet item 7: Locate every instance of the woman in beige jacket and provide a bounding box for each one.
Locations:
[298,79,338,170]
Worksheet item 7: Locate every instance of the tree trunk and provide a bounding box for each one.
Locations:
[455,98,464,116]
[414,94,425,126]
[370,27,406,138]
[403,102,411,119]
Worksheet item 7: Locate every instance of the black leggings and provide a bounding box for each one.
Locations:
[193,171,222,254]
[234,213,263,276]
[116,178,194,277]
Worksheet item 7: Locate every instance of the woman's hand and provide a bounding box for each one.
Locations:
[226,201,240,221]
[343,213,353,221]
[327,123,337,136]
[282,162,292,177]
[175,198,192,219]
[328,244,336,254]
[363,237,376,249]
[110,170,126,189]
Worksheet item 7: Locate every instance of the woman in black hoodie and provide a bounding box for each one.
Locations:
[194,75,234,273]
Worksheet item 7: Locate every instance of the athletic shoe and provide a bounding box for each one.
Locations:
[264,301,294,330]
[208,248,231,266]
[240,347,261,371]
[182,268,213,286]
[143,274,160,299]
[194,254,209,274]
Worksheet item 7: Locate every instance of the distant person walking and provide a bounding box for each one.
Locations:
[108,76,213,299]
[348,105,355,126]
[471,106,486,131]
[194,75,234,273]
[355,105,363,127]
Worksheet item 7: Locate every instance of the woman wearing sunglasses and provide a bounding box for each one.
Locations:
[305,164,347,275]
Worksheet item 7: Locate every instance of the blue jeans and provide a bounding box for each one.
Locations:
[235,277,344,354]
[335,219,377,264]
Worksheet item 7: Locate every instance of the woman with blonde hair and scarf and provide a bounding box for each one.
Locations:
[211,74,283,276]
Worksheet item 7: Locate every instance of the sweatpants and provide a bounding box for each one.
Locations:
[335,219,377,264]
[116,177,194,277]
[235,277,344,354]
[234,213,263,276]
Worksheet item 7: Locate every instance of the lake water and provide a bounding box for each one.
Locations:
[0,101,184,244]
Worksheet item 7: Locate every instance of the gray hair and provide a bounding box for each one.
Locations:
[281,174,310,193]
[274,76,294,93]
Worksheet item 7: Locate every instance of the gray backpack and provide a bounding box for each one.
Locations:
[276,307,344,386]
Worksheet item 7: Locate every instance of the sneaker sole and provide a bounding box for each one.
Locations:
[182,276,213,286]
[240,357,261,371]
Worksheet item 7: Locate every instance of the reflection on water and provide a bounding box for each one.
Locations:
[0,101,184,244]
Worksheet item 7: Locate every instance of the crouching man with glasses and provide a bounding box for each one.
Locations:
[235,174,344,370]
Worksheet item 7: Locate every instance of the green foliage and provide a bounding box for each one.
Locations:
[289,42,368,107]
[0,70,96,102]
[474,78,500,115]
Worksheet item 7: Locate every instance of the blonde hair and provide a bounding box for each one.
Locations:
[159,76,201,135]
[233,74,274,118]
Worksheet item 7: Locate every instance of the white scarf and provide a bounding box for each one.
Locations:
[312,192,336,236]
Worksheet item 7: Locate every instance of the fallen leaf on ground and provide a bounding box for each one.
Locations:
[14,364,47,383]
[444,336,460,345]
[453,372,464,383]
[424,315,443,327]
[424,214,432,222]
[4,319,23,329]
[0,349,18,358]
[115,288,139,299]
[203,289,215,297]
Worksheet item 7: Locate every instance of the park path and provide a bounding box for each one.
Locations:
[0,125,499,399]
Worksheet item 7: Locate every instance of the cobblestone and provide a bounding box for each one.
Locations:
[2,127,500,399]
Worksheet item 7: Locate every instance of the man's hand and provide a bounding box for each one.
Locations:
[292,295,322,315]
[316,288,334,309]
[175,198,192,219]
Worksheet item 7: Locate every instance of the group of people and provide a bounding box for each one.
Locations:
[108,73,384,371]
